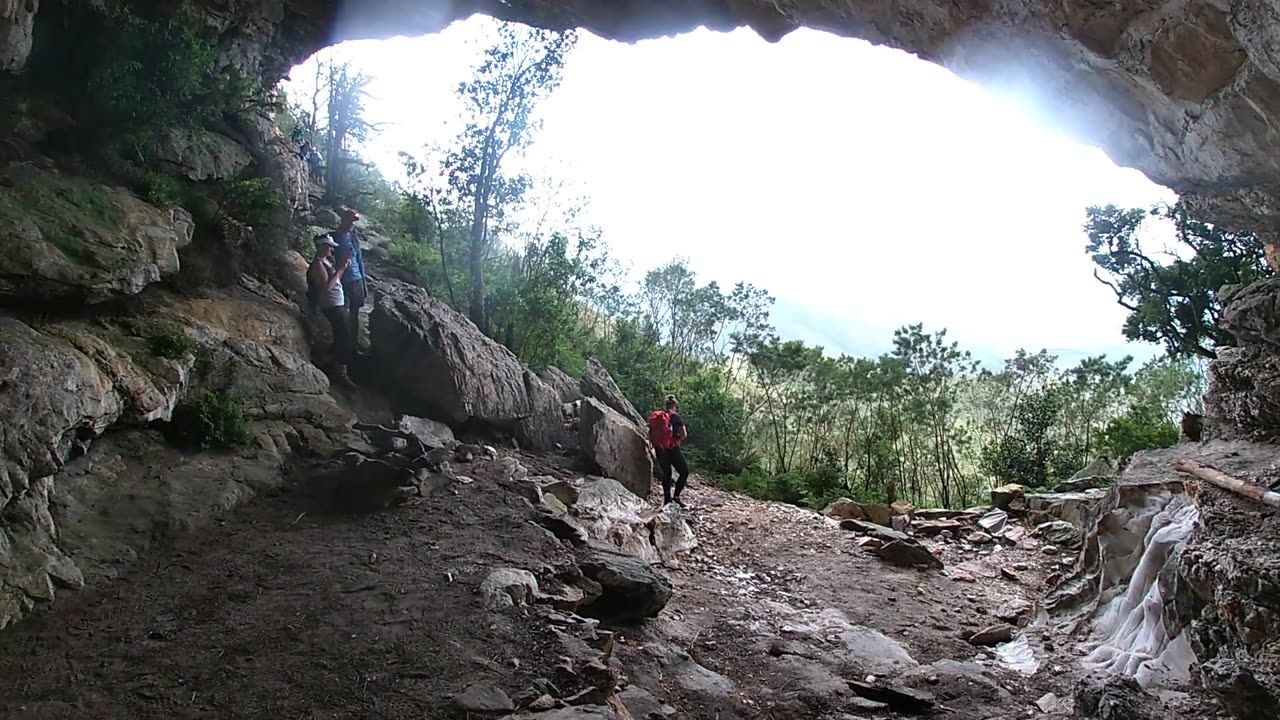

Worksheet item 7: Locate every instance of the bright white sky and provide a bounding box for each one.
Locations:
[287,16,1177,367]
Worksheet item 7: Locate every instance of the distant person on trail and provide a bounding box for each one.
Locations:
[333,209,368,362]
[307,234,354,386]
[306,145,323,180]
[647,395,690,506]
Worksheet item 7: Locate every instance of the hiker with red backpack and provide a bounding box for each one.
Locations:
[647,395,689,506]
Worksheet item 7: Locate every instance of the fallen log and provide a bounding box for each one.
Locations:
[1174,458,1280,510]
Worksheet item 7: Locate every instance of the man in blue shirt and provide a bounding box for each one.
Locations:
[333,209,368,360]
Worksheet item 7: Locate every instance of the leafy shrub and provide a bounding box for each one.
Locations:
[387,237,438,284]
[1101,406,1179,460]
[168,390,251,450]
[87,14,221,156]
[221,178,282,229]
[146,327,196,359]
[128,166,182,207]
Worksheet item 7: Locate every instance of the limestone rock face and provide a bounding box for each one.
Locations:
[0,165,194,303]
[1206,278,1280,441]
[368,280,562,450]
[0,317,129,509]
[1222,277,1280,348]
[0,278,352,630]
[579,398,653,499]
[151,129,254,182]
[0,0,37,72]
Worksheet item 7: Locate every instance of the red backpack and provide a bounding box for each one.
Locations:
[647,410,673,450]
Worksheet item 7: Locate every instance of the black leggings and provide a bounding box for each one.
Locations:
[322,305,351,364]
[659,447,689,501]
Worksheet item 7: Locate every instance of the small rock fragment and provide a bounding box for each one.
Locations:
[967,624,1016,647]
[847,680,935,714]
[454,682,515,713]
[1035,692,1061,713]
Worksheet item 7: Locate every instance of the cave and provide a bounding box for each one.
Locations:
[7,0,1278,232]
[3,1,1280,719]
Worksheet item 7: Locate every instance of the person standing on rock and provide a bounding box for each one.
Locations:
[648,395,690,506]
[308,234,354,386]
[333,209,368,364]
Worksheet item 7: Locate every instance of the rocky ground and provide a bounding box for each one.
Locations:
[0,430,1124,720]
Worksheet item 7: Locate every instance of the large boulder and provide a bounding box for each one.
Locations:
[368,281,562,450]
[541,366,583,404]
[579,398,652,498]
[572,477,696,564]
[1024,489,1109,528]
[991,483,1025,510]
[581,358,644,429]
[822,498,865,520]
[0,164,194,303]
[576,541,672,622]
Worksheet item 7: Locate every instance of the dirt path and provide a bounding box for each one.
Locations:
[0,458,574,720]
[615,478,1071,719]
[0,457,1076,720]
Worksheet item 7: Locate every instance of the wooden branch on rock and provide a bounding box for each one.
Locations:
[1174,458,1280,509]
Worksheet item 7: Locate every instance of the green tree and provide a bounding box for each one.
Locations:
[447,24,577,331]
[1086,202,1270,359]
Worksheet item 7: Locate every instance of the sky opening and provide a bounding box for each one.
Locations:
[285,17,1178,367]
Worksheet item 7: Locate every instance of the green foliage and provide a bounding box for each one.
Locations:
[386,237,441,285]
[126,166,182,207]
[980,388,1063,489]
[1101,405,1179,459]
[146,327,196,359]
[445,24,578,329]
[1086,202,1270,359]
[489,232,607,371]
[221,178,283,229]
[87,14,220,156]
[169,390,251,450]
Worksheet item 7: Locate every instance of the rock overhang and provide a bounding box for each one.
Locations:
[287,0,1280,235]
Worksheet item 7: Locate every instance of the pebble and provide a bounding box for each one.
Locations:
[1042,545,1059,556]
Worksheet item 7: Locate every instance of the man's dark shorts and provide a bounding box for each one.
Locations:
[343,280,367,309]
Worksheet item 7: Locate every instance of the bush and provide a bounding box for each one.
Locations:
[146,327,196,359]
[88,14,221,156]
[1102,406,1179,459]
[387,237,438,285]
[168,390,251,450]
[718,464,849,510]
[666,368,755,475]
[221,178,282,229]
[127,166,182,207]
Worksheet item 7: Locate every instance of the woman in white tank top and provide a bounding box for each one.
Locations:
[309,235,353,385]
